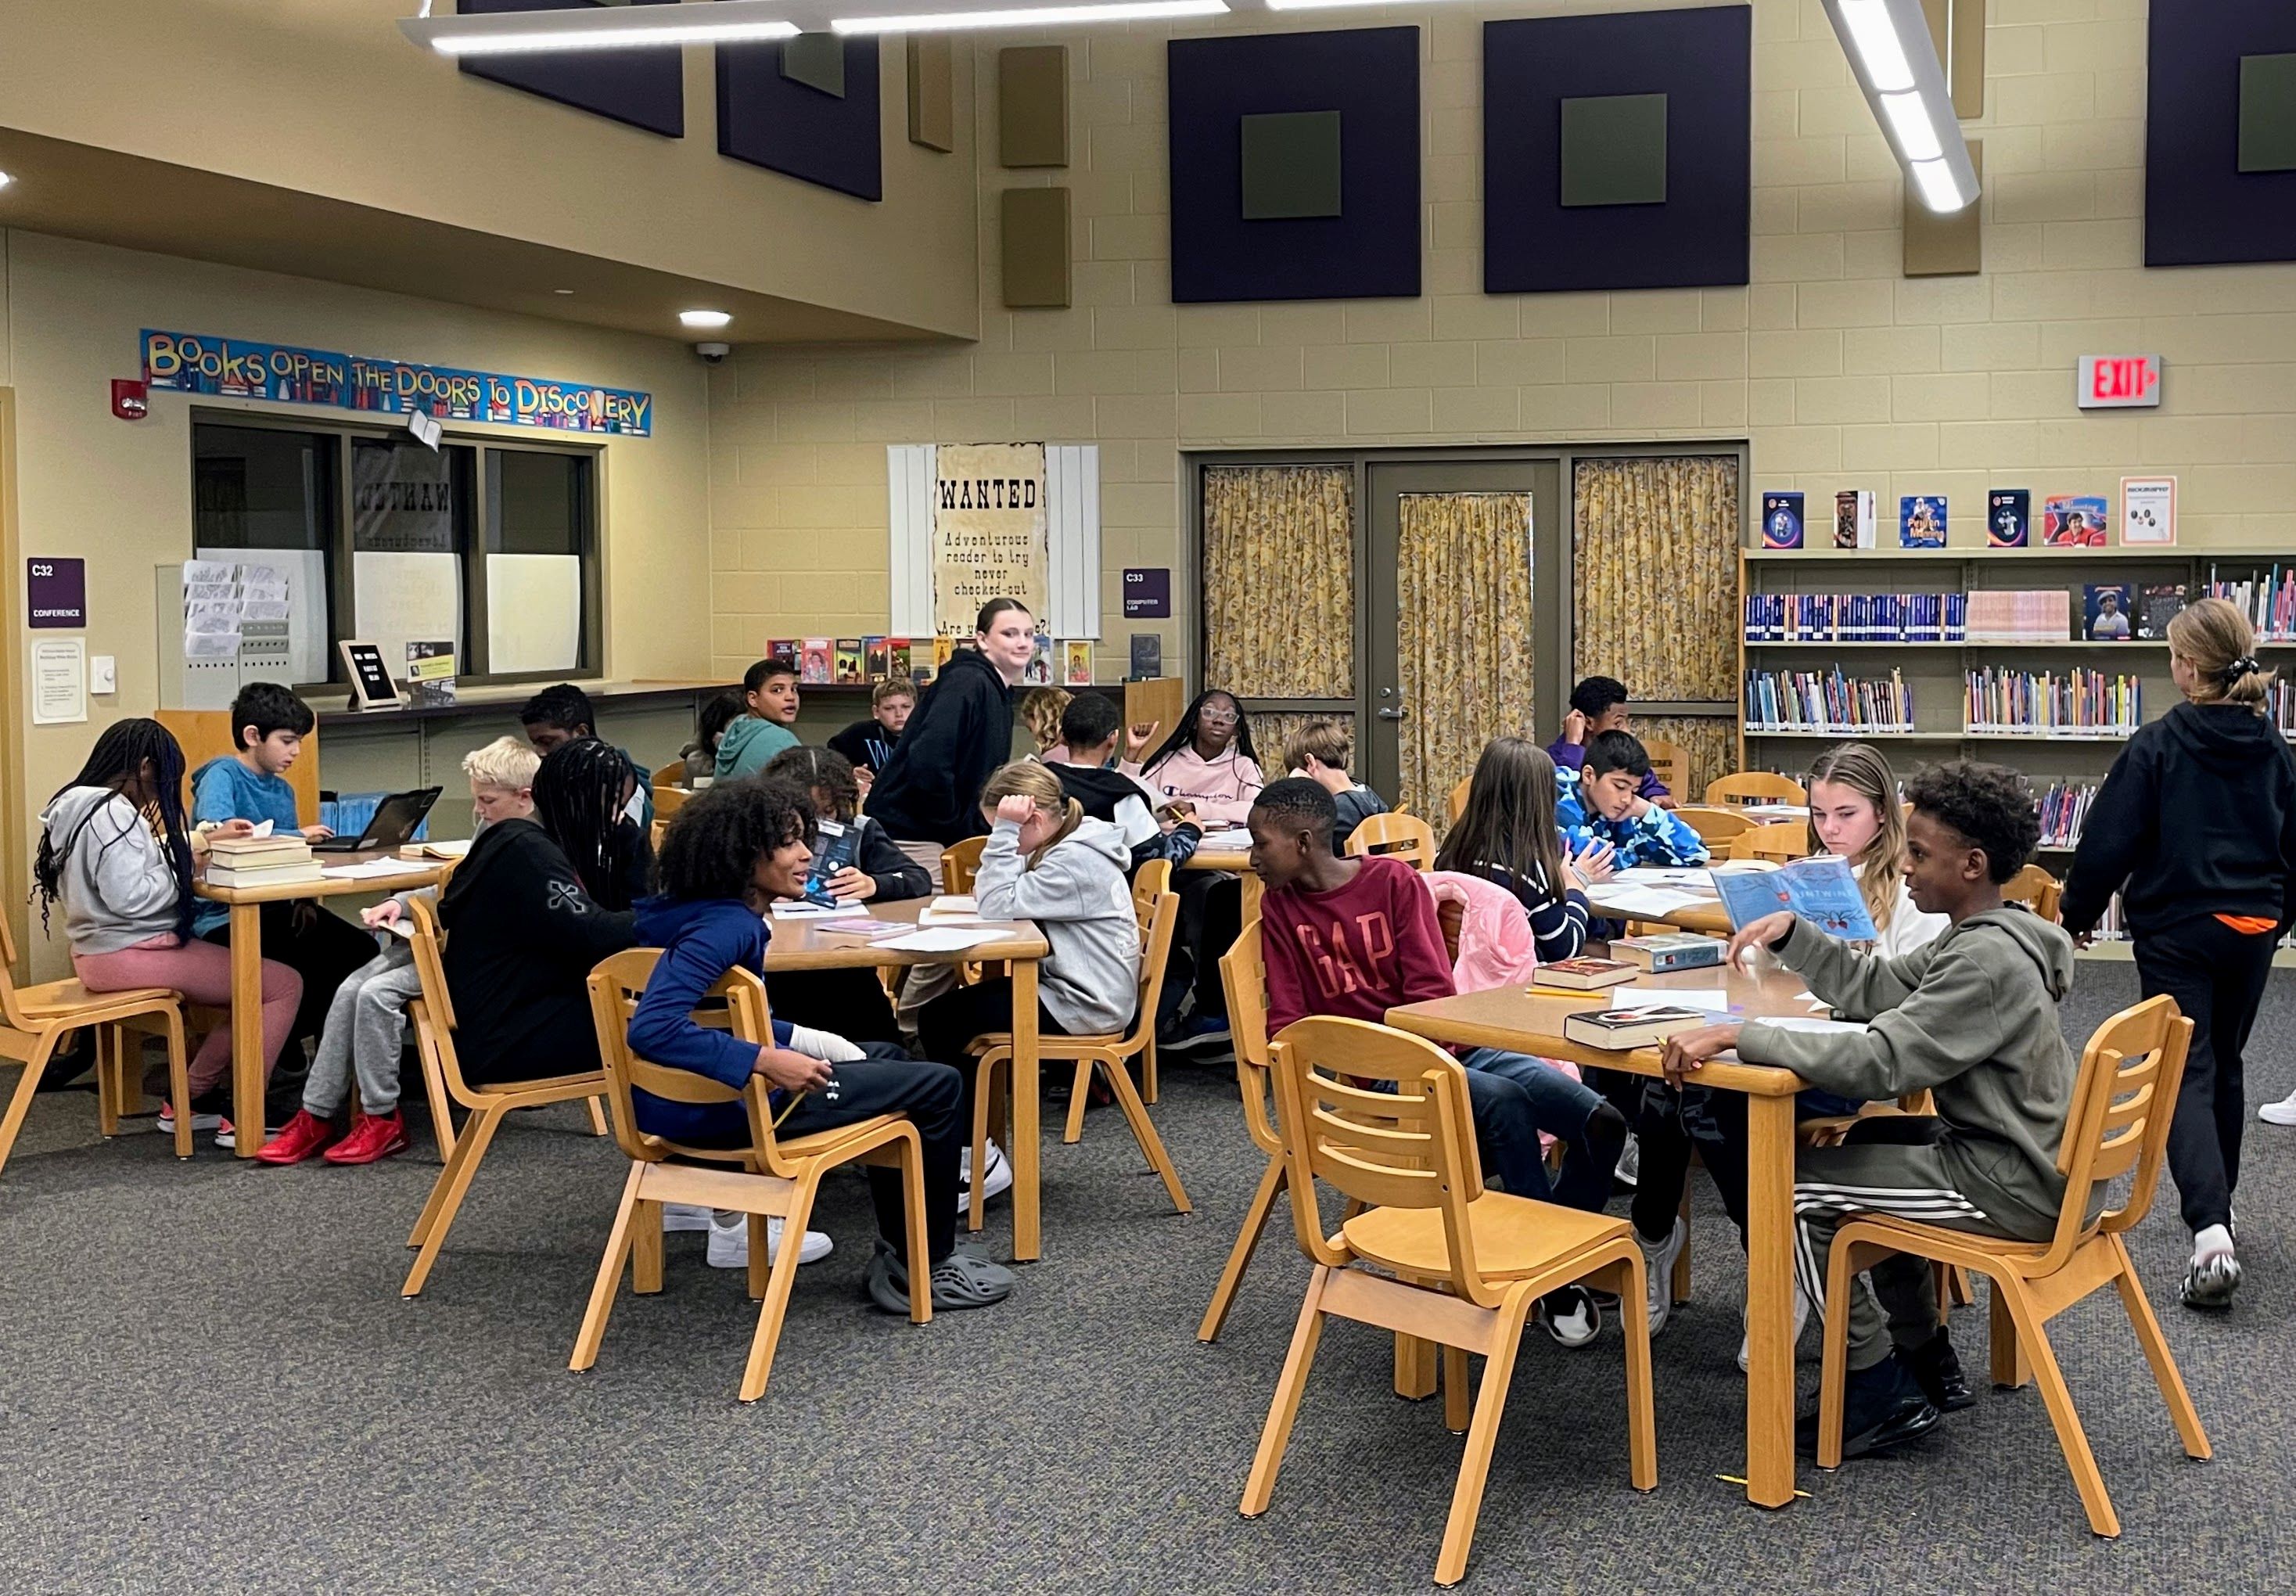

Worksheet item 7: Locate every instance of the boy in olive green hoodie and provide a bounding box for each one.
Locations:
[1660,761,2075,1462]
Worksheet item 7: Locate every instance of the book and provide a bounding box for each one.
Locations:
[205,834,311,859]
[1987,489,2031,548]
[1760,491,1806,551]
[932,635,956,672]
[1964,589,2071,643]
[2205,563,2296,642]
[398,839,472,860]
[1741,667,1913,732]
[886,637,913,681]
[2042,494,2107,548]
[864,636,890,679]
[1533,957,1638,992]
[1062,639,1094,686]
[922,894,980,923]
[206,861,325,888]
[404,640,456,707]
[1709,854,1880,941]
[1130,633,1162,680]
[2136,584,2187,641]
[1612,933,1724,973]
[1964,667,2141,734]
[2082,584,2134,642]
[1833,490,1876,550]
[799,818,859,906]
[1024,633,1054,686]
[767,638,799,665]
[800,639,832,685]
[834,638,864,685]
[1563,1005,1719,1051]
[1899,494,1947,548]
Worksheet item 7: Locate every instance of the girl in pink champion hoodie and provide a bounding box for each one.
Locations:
[1122,689,1265,829]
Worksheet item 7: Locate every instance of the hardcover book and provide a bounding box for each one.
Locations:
[1710,854,1880,942]
[833,639,864,684]
[1130,633,1162,680]
[864,636,890,679]
[1612,933,1724,973]
[1024,633,1054,686]
[2136,584,2187,642]
[1062,639,1094,686]
[886,637,913,680]
[1833,490,1876,550]
[767,638,799,666]
[2042,494,2108,548]
[932,634,956,673]
[1987,489,2031,548]
[1534,957,1637,992]
[1899,495,1947,548]
[800,638,832,685]
[2083,584,2135,642]
[1562,1005,1717,1050]
[1761,491,1806,551]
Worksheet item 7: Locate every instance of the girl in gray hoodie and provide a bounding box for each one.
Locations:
[915,760,1142,1211]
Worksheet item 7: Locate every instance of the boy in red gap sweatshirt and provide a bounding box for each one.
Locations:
[1249,778,1629,1348]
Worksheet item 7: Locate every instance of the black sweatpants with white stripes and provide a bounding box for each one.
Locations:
[1791,1117,2041,1374]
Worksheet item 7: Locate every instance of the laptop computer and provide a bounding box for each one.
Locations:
[311,787,443,854]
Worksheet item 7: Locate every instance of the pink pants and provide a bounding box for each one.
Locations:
[74,936,302,1096]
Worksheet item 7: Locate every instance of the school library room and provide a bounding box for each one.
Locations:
[2,0,2294,1588]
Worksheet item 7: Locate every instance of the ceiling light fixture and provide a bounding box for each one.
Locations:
[832,0,1223,34]
[0,171,13,192]
[1266,0,1430,9]
[1836,0,1914,92]
[1909,157,1972,214]
[1877,91,1942,162]
[401,0,798,56]
[1821,0,1977,213]
[679,309,734,329]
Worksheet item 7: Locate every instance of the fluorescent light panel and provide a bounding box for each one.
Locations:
[401,2,798,56]
[1910,156,1971,213]
[832,0,1223,31]
[1877,90,1942,161]
[1837,0,1915,92]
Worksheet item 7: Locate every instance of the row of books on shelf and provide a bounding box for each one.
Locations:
[1742,585,2194,643]
[2205,566,2296,643]
[2035,779,2099,848]
[1742,591,1967,643]
[765,634,1098,688]
[1964,668,2142,734]
[1742,668,1914,733]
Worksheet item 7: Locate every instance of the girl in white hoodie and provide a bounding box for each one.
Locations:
[915,760,1141,1209]
[1806,742,1949,961]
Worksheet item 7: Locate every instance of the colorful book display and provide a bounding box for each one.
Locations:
[1743,667,1914,733]
[1987,489,2031,548]
[2035,780,2100,847]
[2206,565,2296,642]
[1761,492,1806,551]
[1963,667,2140,735]
[1899,495,1947,548]
[1964,590,2072,643]
[1742,592,1964,643]
[2042,494,2107,547]
[2082,584,2134,642]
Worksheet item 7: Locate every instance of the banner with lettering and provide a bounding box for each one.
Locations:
[931,442,1048,638]
[141,329,653,436]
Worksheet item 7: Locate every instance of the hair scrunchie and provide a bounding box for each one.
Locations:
[2222,655,2262,682]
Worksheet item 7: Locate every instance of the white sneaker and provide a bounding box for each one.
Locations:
[156,1103,224,1137]
[705,1214,832,1268]
[2258,1092,2296,1127]
[1614,1131,1640,1189]
[1635,1217,1687,1336]
[957,1141,1014,1212]
[661,1202,713,1234]
[1737,1280,1813,1373]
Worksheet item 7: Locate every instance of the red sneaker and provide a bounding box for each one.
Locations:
[322,1109,410,1166]
[253,1109,334,1165]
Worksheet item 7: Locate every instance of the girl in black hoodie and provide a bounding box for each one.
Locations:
[2063,597,2296,1310]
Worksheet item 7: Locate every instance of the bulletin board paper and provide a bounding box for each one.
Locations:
[485,553,582,674]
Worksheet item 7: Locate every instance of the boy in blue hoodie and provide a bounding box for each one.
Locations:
[192,681,379,1056]
[1555,730,1709,868]
[626,775,1013,1313]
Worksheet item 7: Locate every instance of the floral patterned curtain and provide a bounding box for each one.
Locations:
[1396,493,1536,828]
[1202,466,1355,699]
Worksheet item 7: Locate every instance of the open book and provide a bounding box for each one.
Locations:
[1709,854,1878,942]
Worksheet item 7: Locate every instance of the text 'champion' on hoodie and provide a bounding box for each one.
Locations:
[975,814,1141,1036]
[625,894,797,1144]
[865,647,1015,847]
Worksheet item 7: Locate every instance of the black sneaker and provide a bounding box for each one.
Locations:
[1797,1353,1942,1459]
[1904,1328,1976,1413]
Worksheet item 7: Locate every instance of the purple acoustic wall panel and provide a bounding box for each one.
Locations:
[1166,27,1421,304]
[458,0,684,138]
[1482,6,1750,294]
[2146,0,2296,268]
[719,38,882,202]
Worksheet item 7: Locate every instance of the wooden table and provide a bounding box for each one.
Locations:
[1588,893,1734,937]
[195,852,448,1159]
[763,900,1055,1263]
[1183,846,1260,923]
[1385,960,1816,1511]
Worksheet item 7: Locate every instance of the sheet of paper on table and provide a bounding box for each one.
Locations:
[1615,866,1713,890]
[1610,987,1734,1012]
[879,927,1009,954]
[319,858,431,881]
[769,900,850,918]
[1196,828,1252,850]
[1585,885,1709,918]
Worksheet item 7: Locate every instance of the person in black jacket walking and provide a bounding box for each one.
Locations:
[863,598,1035,877]
[2062,597,2296,1310]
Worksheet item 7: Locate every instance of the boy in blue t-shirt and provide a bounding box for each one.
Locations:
[1555,730,1709,868]
[192,682,379,1058]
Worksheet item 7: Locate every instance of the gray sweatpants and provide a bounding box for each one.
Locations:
[304,944,422,1116]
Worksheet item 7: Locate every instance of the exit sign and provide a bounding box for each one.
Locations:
[2077,354,2164,409]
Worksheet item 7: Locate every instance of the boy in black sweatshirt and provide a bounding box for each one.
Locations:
[1046,694,1203,878]
[2063,598,2296,1310]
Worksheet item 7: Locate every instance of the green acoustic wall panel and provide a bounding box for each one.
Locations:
[2240,54,2296,174]
[781,32,846,98]
[1002,186,1072,308]
[1239,110,1343,221]
[907,35,954,152]
[1559,92,1669,207]
[1000,45,1069,168]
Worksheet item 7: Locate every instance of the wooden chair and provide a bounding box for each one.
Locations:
[154,708,321,828]
[940,836,986,896]
[1343,811,1437,872]
[1198,919,1281,1343]
[1813,996,2204,1536]
[2004,863,2064,924]
[1130,860,1171,1104]
[1641,737,1687,803]
[572,951,931,1404]
[0,915,192,1175]
[650,759,687,793]
[965,882,1192,1231]
[1732,821,1812,864]
[397,897,613,1298]
[1446,776,1471,825]
[652,785,692,825]
[1704,771,1808,808]
[1241,1016,1655,1586]
[1674,805,1756,850]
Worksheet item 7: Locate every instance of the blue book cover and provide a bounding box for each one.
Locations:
[1988,489,2031,548]
[1899,495,1947,548]
[1710,855,1879,942]
[800,819,860,906]
[1761,491,1806,550]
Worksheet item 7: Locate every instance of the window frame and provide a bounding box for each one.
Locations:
[189,407,605,692]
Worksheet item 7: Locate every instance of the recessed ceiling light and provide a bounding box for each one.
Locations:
[679,309,733,329]
[552,287,575,296]
[0,171,14,192]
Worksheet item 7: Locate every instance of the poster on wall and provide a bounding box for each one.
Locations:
[2120,476,2176,546]
[931,442,1049,638]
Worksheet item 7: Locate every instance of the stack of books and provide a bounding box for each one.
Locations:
[1743,667,1915,733]
[204,834,321,889]
[1742,591,1964,643]
[1963,668,2141,735]
[2206,566,2296,642]
[2034,780,2100,847]
[1964,590,2072,643]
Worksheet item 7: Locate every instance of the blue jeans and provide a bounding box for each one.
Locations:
[1459,1048,1615,1210]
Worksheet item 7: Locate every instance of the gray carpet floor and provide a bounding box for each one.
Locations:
[2,961,2290,1592]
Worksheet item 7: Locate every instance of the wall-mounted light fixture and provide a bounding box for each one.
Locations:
[1820,0,1978,213]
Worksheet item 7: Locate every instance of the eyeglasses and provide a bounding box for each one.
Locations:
[1198,709,1240,727]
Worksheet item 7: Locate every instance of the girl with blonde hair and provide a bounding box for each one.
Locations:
[1805,742,1947,959]
[2064,596,2296,1310]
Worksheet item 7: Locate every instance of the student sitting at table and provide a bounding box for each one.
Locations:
[520,683,652,827]
[1283,719,1389,854]
[629,777,1014,1306]
[1045,693,1204,879]
[1249,777,1628,1350]
[716,656,804,782]
[681,689,748,787]
[1658,760,2071,1461]
[825,676,915,783]
[1556,731,1709,869]
[1435,737,1617,963]
[1019,686,1073,760]
[192,681,381,1062]
[1124,689,1264,829]
[916,760,1141,1215]
[254,737,540,1167]
[1550,675,1672,807]
[36,718,300,1148]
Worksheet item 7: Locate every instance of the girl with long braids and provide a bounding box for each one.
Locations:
[35,718,302,1145]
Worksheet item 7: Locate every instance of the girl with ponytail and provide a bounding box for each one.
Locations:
[2064,595,2296,1311]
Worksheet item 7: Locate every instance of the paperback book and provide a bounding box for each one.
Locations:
[834,639,864,685]
[2082,584,2134,642]
[1534,957,1639,992]
[864,637,891,679]
[1062,639,1094,686]
[799,818,859,906]
[1709,854,1879,942]
[767,638,799,666]
[886,638,914,680]
[1987,489,2032,548]
[2042,494,2108,548]
[1833,490,1877,550]
[1761,492,1806,551]
[800,639,832,685]
[1130,634,1162,680]
[1023,634,1054,686]
[1899,495,1947,548]
[2136,584,2187,641]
